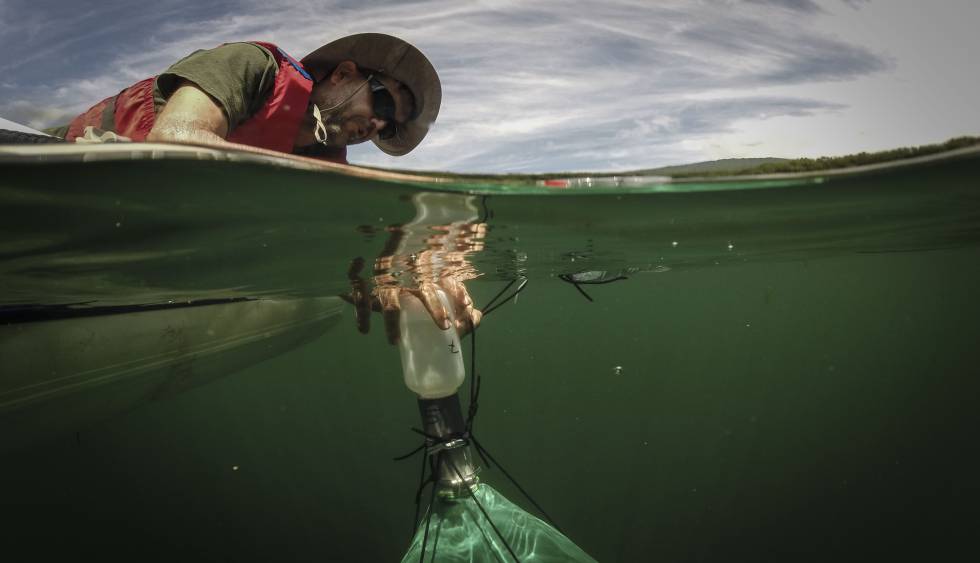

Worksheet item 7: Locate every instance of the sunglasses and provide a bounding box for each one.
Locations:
[368,76,398,140]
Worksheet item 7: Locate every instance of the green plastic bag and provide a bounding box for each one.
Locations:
[401,484,596,562]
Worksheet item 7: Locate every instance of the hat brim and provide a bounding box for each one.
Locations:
[302,33,441,157]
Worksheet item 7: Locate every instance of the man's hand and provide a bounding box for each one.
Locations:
[343,256,482,345]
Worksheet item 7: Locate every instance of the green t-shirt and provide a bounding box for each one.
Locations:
[43,42,280,138]
[153,42,280,132]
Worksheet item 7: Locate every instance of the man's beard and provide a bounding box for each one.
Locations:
[311,103,347,148]
[311,79,367,147]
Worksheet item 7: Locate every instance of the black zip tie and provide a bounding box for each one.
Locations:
[483,278,528,317]
[469,317,477,406]
[479,195,493,223]
[563,278,594,302]
[466,317,481,431]
[394,442,427,461]
[466,375,482,433]
[410,427,443,442]
[471,433,492,470]
[445,456,520,563]
[413,454,433,535]
[418,451,442,563]
[472,436,564,535]
[483,279,517,313]
[482,278,528,317]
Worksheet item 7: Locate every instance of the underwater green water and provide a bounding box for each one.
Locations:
[2,153,979,561]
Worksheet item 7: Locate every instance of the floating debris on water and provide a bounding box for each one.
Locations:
[537,176,671,189]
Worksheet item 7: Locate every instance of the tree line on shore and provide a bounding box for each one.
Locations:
[672,136,980,177]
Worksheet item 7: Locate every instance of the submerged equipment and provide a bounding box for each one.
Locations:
[558,269,632,302]
[395,283,596,562]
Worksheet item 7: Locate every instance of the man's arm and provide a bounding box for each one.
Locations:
[146,79,311,160]
[146,80,228,141]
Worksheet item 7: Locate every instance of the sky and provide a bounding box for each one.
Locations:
[0,0,977,173]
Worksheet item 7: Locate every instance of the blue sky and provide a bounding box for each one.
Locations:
[1,0,977,172]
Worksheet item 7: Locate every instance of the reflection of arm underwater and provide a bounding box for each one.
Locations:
[343,192,486,345]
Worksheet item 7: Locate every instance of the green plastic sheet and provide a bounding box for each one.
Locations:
[401,484,596,562]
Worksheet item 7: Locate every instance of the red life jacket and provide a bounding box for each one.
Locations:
[65,41,347,163]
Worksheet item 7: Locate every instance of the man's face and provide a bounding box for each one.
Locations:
[307,60,415,148]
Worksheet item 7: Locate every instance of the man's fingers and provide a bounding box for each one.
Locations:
[352,288,371,335]
[456,307,482,336]
[418,282,452,330]
[441,276,474,315]
[378,287,402,345]
[433,276,483,337]
[345,257,371,334]
[352,273,478,344]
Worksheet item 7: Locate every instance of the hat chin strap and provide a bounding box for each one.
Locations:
[311,75,374,146]
[312,104,342,146]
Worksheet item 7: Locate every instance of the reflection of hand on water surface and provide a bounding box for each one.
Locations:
[342,220,485,345]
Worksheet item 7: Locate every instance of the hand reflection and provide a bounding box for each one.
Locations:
[343,218,485,345]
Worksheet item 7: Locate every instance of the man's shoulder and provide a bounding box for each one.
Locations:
[155,41,283,130]
[202,41,278,65]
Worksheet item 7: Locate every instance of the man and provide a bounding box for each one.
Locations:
[51,33,441,165]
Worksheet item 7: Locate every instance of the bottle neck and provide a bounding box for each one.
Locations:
[418,393,479,496]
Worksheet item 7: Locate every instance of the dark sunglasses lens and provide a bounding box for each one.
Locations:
[373,87,397,140]
[378,125,396,140]
[373,88,396,121]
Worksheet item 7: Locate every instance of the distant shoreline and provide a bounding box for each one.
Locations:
[360,136,980,182]
[671,136,980,178]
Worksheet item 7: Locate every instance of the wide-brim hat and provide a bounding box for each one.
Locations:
[302,33,441,157]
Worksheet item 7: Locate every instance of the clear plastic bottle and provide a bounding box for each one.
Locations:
[398,289,465,399]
